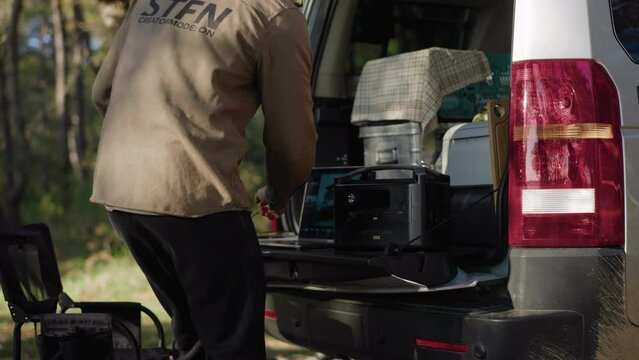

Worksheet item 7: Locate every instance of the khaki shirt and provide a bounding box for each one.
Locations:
[91,0,317,217]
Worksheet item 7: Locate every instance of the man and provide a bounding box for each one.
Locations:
[90,0,317,358]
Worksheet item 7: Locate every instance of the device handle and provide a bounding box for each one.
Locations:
[336,165,427,184]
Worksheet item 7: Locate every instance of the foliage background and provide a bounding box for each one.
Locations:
[0,0,306,358]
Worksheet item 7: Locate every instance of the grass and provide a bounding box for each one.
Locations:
[0,251,313,360]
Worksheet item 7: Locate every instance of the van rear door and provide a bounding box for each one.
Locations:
[510,0,639,328]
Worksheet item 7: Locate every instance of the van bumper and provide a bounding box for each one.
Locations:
[264,290,583,360]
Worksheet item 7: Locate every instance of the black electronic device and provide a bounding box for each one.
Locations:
[334,165,450,251]
[259,166,362,249]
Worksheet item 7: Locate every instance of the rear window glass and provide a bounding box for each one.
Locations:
[348,2,477,76]
[611,0,639,63]
[344,1,478,98]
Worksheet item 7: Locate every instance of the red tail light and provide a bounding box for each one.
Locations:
[264,309,278,320]
[415,338,469,353]
[509,59,624,247]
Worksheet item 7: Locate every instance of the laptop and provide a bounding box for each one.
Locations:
[258,167,360,249]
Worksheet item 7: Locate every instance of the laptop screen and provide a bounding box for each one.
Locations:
[298,167,360,240]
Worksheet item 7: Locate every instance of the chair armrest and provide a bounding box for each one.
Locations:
[139,304,166,349]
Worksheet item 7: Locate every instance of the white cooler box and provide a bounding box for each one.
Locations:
[440,121,492,186]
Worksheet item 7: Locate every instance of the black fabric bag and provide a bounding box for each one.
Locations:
[38,313,114,360]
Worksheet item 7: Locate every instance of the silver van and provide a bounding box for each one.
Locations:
[261,1,639,359]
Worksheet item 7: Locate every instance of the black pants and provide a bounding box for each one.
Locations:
[107,210,266,360]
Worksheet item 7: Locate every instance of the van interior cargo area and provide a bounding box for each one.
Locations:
[263,0,513,294]
[263,121,510,292]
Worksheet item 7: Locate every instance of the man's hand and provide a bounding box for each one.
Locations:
[255,186,284,221]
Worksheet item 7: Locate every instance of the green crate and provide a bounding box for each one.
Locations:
[438,52,511,120]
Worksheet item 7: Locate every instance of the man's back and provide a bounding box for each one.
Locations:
[92,1,316,358]
[91,0,316,216]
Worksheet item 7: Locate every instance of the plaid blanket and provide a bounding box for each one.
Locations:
[351,47,491,132]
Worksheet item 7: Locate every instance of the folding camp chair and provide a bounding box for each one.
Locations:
[0,223,171,360]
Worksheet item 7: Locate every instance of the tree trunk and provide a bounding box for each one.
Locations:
[69,0,87,180]
[52,0,73,207]
[52,0,71,175]
[37,15,53,190]
[0,42,11,219]
[5,0,28,225]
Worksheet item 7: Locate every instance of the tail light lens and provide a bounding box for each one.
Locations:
[509,60,624,247]
[264,309,278,320]
[415,338,469,353]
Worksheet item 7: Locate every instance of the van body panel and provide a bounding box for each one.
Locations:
[587,0,639,129]
[314,0,355,98]
[303,0,329,51]
[623,130,639,326]
[587,0,639,326]
[508,247,639,359]
[513,0,639,128]
[512,0,592,61]
[513,0,639,331]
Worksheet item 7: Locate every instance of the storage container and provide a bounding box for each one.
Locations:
[359,122,422,166]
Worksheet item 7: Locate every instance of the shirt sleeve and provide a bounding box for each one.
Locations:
[91,9,131,116]
[258,8,317,212]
